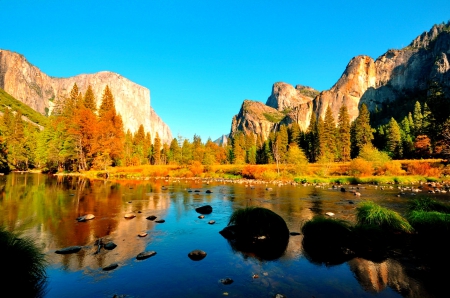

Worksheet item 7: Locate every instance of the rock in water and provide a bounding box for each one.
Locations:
[104,242,117,250]
[77,214,95,222]
[146,215,157,220]
[155,219,165,223]
[325,212,335,217]
[340,187,346,192]
[188,250,207,261]
[289,231,301,236]
[206,190,213,193]
[195,205,213,214]
[198,215,205,219]
[220,278,234,285]
[102,263,119,271]
[55,246,82,254]
[124,213,136,219]
[136,251,157,260]
[138,233,148,237]
[208,220,215,225]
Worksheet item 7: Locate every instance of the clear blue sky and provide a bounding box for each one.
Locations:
[2,0,449,141]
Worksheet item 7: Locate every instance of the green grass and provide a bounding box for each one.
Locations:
[356,201,413,233]
[0,226,47,296]
[408,197,450,213]
[263,112,285,123]
[408,211,450,232]
[0,88,48,127]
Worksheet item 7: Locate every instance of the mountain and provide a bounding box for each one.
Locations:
[230,21,450,139]
[0,50,172,143]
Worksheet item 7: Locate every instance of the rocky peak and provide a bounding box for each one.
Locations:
[266,82,317,112]
[408,22,450,49]
[0,49,172,143]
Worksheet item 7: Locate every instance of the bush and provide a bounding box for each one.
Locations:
[408,211,450,232]
[189,161,204,177]
[242,165,267,179]
[349,158,373,177]
[406,162,441,177]
[356,201,413,233]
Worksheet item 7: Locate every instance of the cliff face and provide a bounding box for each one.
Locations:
[230,22,450,139]
[0,50,172,143]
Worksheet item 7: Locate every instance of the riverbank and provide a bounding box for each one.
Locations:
[50,161,450,185]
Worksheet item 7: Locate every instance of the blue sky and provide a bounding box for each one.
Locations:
[2,0,450,141]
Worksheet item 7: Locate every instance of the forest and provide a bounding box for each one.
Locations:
[0,82,449,176]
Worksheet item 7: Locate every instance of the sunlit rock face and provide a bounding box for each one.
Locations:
[230,22,450,138]
[0,50,172,143]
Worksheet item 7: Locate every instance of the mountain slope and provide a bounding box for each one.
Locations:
[0,50,172,143]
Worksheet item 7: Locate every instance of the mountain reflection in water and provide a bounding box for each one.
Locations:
[0,173,447,298]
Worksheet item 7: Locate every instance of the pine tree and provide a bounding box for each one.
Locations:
[386,118,402,158]
[288,122,301,146]
[351,104,373,158]
[321,106,337,160]
[98,85,115,118]
[84,85,97,112]
[152,133,161,164]
[232,132,246,164]
[169,138,181,164]
[413,101,423,136]
[337,104,351,162]
[278,125,289,163]
[306,113,320,162]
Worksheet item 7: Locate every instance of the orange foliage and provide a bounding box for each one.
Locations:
[189,161,204,177]
[348,158,373,177]
[406,162,441,177]
[242,165,267,179]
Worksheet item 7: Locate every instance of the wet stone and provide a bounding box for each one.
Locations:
[104,242,117,250]
[102,263,119,271]
[220,278,234,285]
[124,213,136,219]
[55,246,82,254]
[206,190,213,193]
[146,215,157,220]
[289,232,301,236]
[138,233,148,237]
[208,220,215,225]
[198,215,205,219]
[77,214,95,222]
[136,251,157,260]
[196,205,213,214]
[188,249,207,261]
[155,219,165,223]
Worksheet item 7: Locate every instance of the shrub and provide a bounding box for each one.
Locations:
[242,165,267,179]
[349,158,373,177]
[406,162,441,177]
[189,161,204,177]
[356,201,413,233]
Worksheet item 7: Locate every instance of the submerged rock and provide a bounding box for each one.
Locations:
[198,215,205,219]
[188,249,207,261]
[76,214,95,222]
[55,246,82,254]
[196,205,213,214]
[124,213,136,219]
[136,251,157,260]
[102,263,119,271]
[104,242,117,250]
[146,215,157,220]
[290,232,301,236]
[219,225,238,239]
[138,233,148,237]
[206,190,213,193]
[220,278,234,285]
[155,219,165,223]
[208,220,215,225]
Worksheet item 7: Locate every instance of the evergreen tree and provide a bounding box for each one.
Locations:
[386,118,402,158]
[337,104,351,162]
[192,134,204,162]
[288,122,301,146]
[306,113,320,162]
[351,104,373,158]
[84,85,97,112]
[181,139,193,164]
[152,133,161,165]
[321,106,337,160]
[98,85,115,118]
[169,138,181,164]
[413,101,423,136]
[232,132,246,164]
[278,125,289,163]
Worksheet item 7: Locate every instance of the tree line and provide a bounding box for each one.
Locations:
[0,82,449,173]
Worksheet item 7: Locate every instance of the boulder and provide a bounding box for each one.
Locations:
[208,220,215,225]
[155,219,165,223]
[198,215,205,219]
[206,190,213,193]
[219,225,237,239]
[188,249,207,261]
[195,205,213,214]
[55,246,82,254]
[289,231,301,236]
[146,215,157,220]
[124,213,136,219]
[136,251,157,260]
[138,233,148,237]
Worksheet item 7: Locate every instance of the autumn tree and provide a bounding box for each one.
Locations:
[152,132,161,165]
[84,85,97,112]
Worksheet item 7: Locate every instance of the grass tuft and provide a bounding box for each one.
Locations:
[0,226,47,297]
[356,201,413,233]
[408,197,450,213]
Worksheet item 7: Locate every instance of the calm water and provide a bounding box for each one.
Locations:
[0,173,447,297]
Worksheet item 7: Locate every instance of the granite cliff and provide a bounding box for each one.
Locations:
[0,50,172,143]
[230,21,450,139]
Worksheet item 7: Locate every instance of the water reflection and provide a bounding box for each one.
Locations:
[0,173,447,297]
